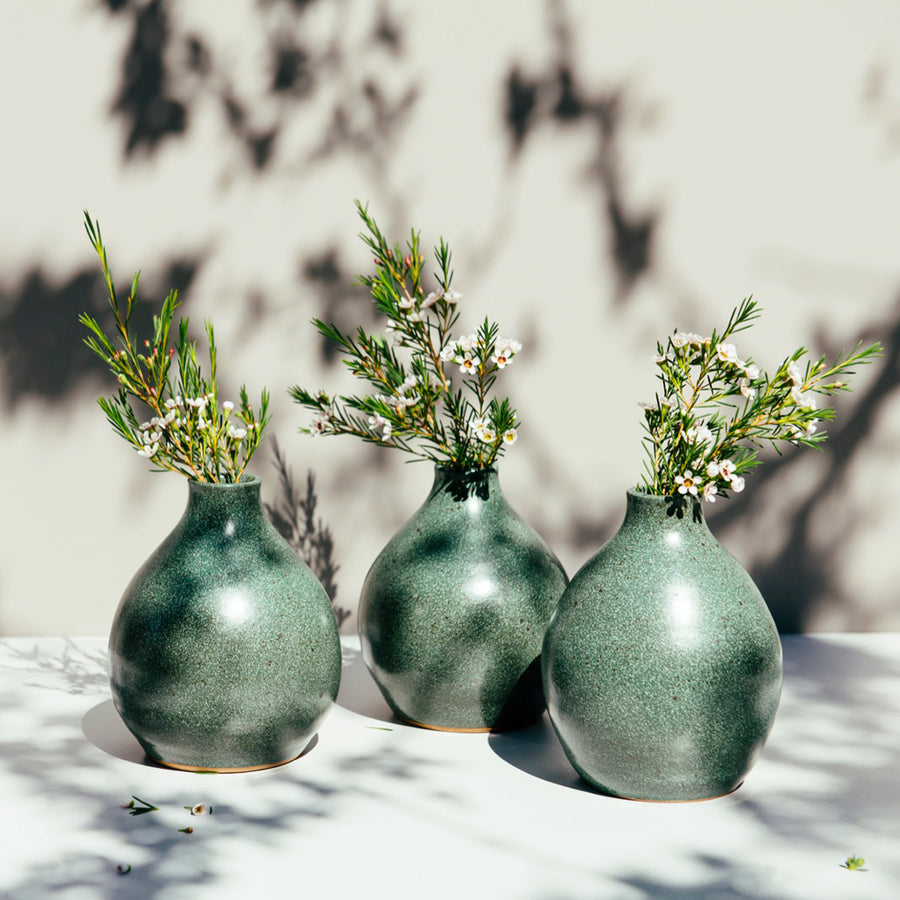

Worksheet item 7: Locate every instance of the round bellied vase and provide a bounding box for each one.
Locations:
[108,475,342,772]
[542,490,782,801]
[358,465,568,732]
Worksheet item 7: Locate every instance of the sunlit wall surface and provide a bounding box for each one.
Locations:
[1,0,899,636]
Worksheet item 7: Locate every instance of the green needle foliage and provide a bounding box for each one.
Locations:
[291,202,522,470]
[80,211,270,483]
[639,297,882,502]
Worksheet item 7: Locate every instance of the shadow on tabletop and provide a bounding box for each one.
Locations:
[2,640,444,899]
[81,699,319,769]
[335,641,405,727]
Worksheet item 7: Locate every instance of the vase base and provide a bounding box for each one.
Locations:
[153,754,301,774]
[400,716,492,733]
[610,781,744,803]
[398,711,544,733]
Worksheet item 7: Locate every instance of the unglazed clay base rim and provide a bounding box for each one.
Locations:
[401,716,493,734]
[399,712,545,734]
[153,754,301,774]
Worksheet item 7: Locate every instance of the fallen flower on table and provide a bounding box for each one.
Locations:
[186,803,213,816]
[179,827,194,834]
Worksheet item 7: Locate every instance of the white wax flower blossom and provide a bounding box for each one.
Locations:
[706,460,720,478]
[491,338,522,369]
[716,342,739,364]
[439,344,455,362]
[469,415,487,433]
[137,442,159,458]
[805,420,818,435]
[738,378,757,401]
[651,353,666,364]
[717,459,737,481]
[397,295,415,310]
[685,425,714,446]
[310,413,331,435]
[675,470,699,496]
[671,333,689,348]
[502,428,518,445]
[443,289,462,303]
[385,319,402,339]
[228,425,247,440]
[743,363,760,380]
[421,290,442,309]
[478,427,497,444]
[458,356,479,375]
[787,360,803,386]
[702,482,718,503]
[222,401,234,411]
[368,414,392,442]
[730,475,746,493]
[791,387,817,409]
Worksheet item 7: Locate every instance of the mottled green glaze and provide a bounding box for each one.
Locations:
[359,466,568,731]
[543,490,782,801]
[109,476,342,771]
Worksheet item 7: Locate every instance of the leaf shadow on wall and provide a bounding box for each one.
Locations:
[503,0,660,306]
[0,260,200,412]
[99,0,417,174]
[708,303,897,633]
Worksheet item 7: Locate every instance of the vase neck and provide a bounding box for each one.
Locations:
[183,476,266,537]
[622,490,708,534]
[428,465,502,506]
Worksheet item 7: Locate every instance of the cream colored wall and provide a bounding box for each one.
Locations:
[1,0,899,636]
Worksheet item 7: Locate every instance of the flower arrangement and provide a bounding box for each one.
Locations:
[80,212,270,482]
[639,297,881,502]
[290,202,521,470]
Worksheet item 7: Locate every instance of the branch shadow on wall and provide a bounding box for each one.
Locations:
[98,0,417,175]
[708,303,897,633]
[503,0,659,306]
[0,260,200,412]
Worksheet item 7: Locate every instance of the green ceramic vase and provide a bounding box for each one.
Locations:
[359,465,568,732]
[108,476,342,772]
[542,490,782,801]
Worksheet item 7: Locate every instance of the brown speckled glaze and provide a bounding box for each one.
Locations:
[108,476,342,771]
[542,490,782,801]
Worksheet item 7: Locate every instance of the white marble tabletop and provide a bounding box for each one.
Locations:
[1,633,899,899]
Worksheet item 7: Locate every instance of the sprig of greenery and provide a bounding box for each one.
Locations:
[638,297,882,502]
[290,202,521,470]
[123,796,158,816]
[80,211,270,483]
[840,855,867,871]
